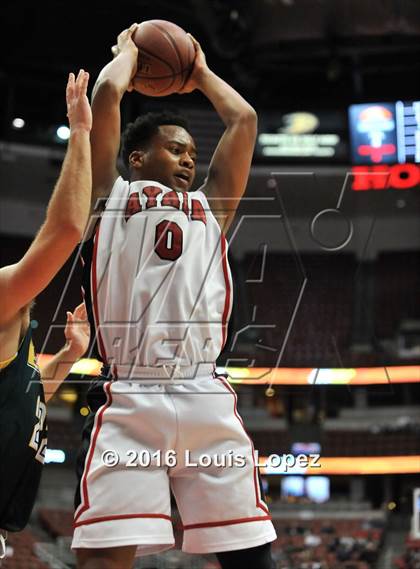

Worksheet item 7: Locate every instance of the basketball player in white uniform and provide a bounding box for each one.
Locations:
[72,25,276,569]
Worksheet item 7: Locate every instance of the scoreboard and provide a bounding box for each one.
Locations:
[349,101,420,165]
[250,103,420,171]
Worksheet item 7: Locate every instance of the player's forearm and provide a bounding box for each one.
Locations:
[40,344,82,403]
[196,70,257,127]
[45,129,92,239]
[93,52,137,100]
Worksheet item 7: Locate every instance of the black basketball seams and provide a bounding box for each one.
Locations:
[135,24,193,94]
[135,66,194,80]
[150,21,183,73]
[136,45,177,93]
[137,45,176,76]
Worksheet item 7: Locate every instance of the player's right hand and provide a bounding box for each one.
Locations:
[111,23,138,58]
[66,69,92,133]
[111,23,139,92]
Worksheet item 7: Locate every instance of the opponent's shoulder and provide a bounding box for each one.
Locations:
[0,265,25,326]
[0,305,30,366]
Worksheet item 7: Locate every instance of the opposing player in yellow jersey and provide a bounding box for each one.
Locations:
[0,70,92,536]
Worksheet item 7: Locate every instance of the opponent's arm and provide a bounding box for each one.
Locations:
[40,303,90,402]
[180,36,257,234]
[88,23,138,224]
[0,71,92,326]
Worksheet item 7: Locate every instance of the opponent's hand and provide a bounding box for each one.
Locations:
[66,69,92,133]
[111,23,139,91]
[64,302,90,359]
[178,34,210,94]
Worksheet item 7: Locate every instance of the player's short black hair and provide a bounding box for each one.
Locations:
[121,111,191,167]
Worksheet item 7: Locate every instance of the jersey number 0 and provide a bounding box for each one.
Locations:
[154,220,183,261]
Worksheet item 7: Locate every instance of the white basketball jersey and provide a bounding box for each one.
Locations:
[91,177,233,373]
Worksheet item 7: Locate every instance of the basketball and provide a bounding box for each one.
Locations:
[132,20,195,97]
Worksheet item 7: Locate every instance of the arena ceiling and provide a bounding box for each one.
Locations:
[1,0,420,134]
[1,1,419,248]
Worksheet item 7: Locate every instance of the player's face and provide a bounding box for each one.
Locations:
[136,125,197,191]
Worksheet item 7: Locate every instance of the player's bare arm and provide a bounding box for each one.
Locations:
[88,23,138,223]
[40,303,90,402]
[180,35,257,233]
[0,70,92,348]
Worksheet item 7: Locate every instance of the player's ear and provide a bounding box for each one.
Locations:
[129,150,144,168]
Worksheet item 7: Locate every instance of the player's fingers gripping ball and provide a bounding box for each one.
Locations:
[131,20,195,97]
[177,33,208,94]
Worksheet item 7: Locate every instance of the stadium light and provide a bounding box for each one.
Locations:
[44,449,66,464]
[56,125,70,141]
[12,117,25,129]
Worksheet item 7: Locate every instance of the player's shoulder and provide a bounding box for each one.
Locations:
[188,184,207,198]
[189,186,211,208]
[106,176,130,202]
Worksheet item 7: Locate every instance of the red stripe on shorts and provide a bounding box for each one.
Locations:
[74,381,113,523]
[183,515,271,530]
[216,375,270,515]
[74,512,172,529]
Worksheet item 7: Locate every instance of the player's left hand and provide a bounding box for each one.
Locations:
[178,34,209,94]
[64,302,90,358]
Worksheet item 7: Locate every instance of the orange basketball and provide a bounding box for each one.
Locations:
[132,20,195,97]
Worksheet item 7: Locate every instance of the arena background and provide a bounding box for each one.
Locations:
[1,1,420,568]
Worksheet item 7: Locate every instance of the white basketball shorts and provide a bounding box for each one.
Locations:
[72,372,276,556]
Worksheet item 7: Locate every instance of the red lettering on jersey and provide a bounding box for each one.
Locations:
[352,166,389,191]
[130,187,207,224]
[389,164,420,189]
[144,186,162,208]
[191,198,207,225]
[125,192,142,221]
[181,192,189,217]
[161,191,181,210]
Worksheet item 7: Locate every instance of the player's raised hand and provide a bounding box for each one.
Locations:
[110,23,139,92]
[66,69,92,133]
[111,23,138,59]
[64,302,90,359]
[178,34,209,94]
